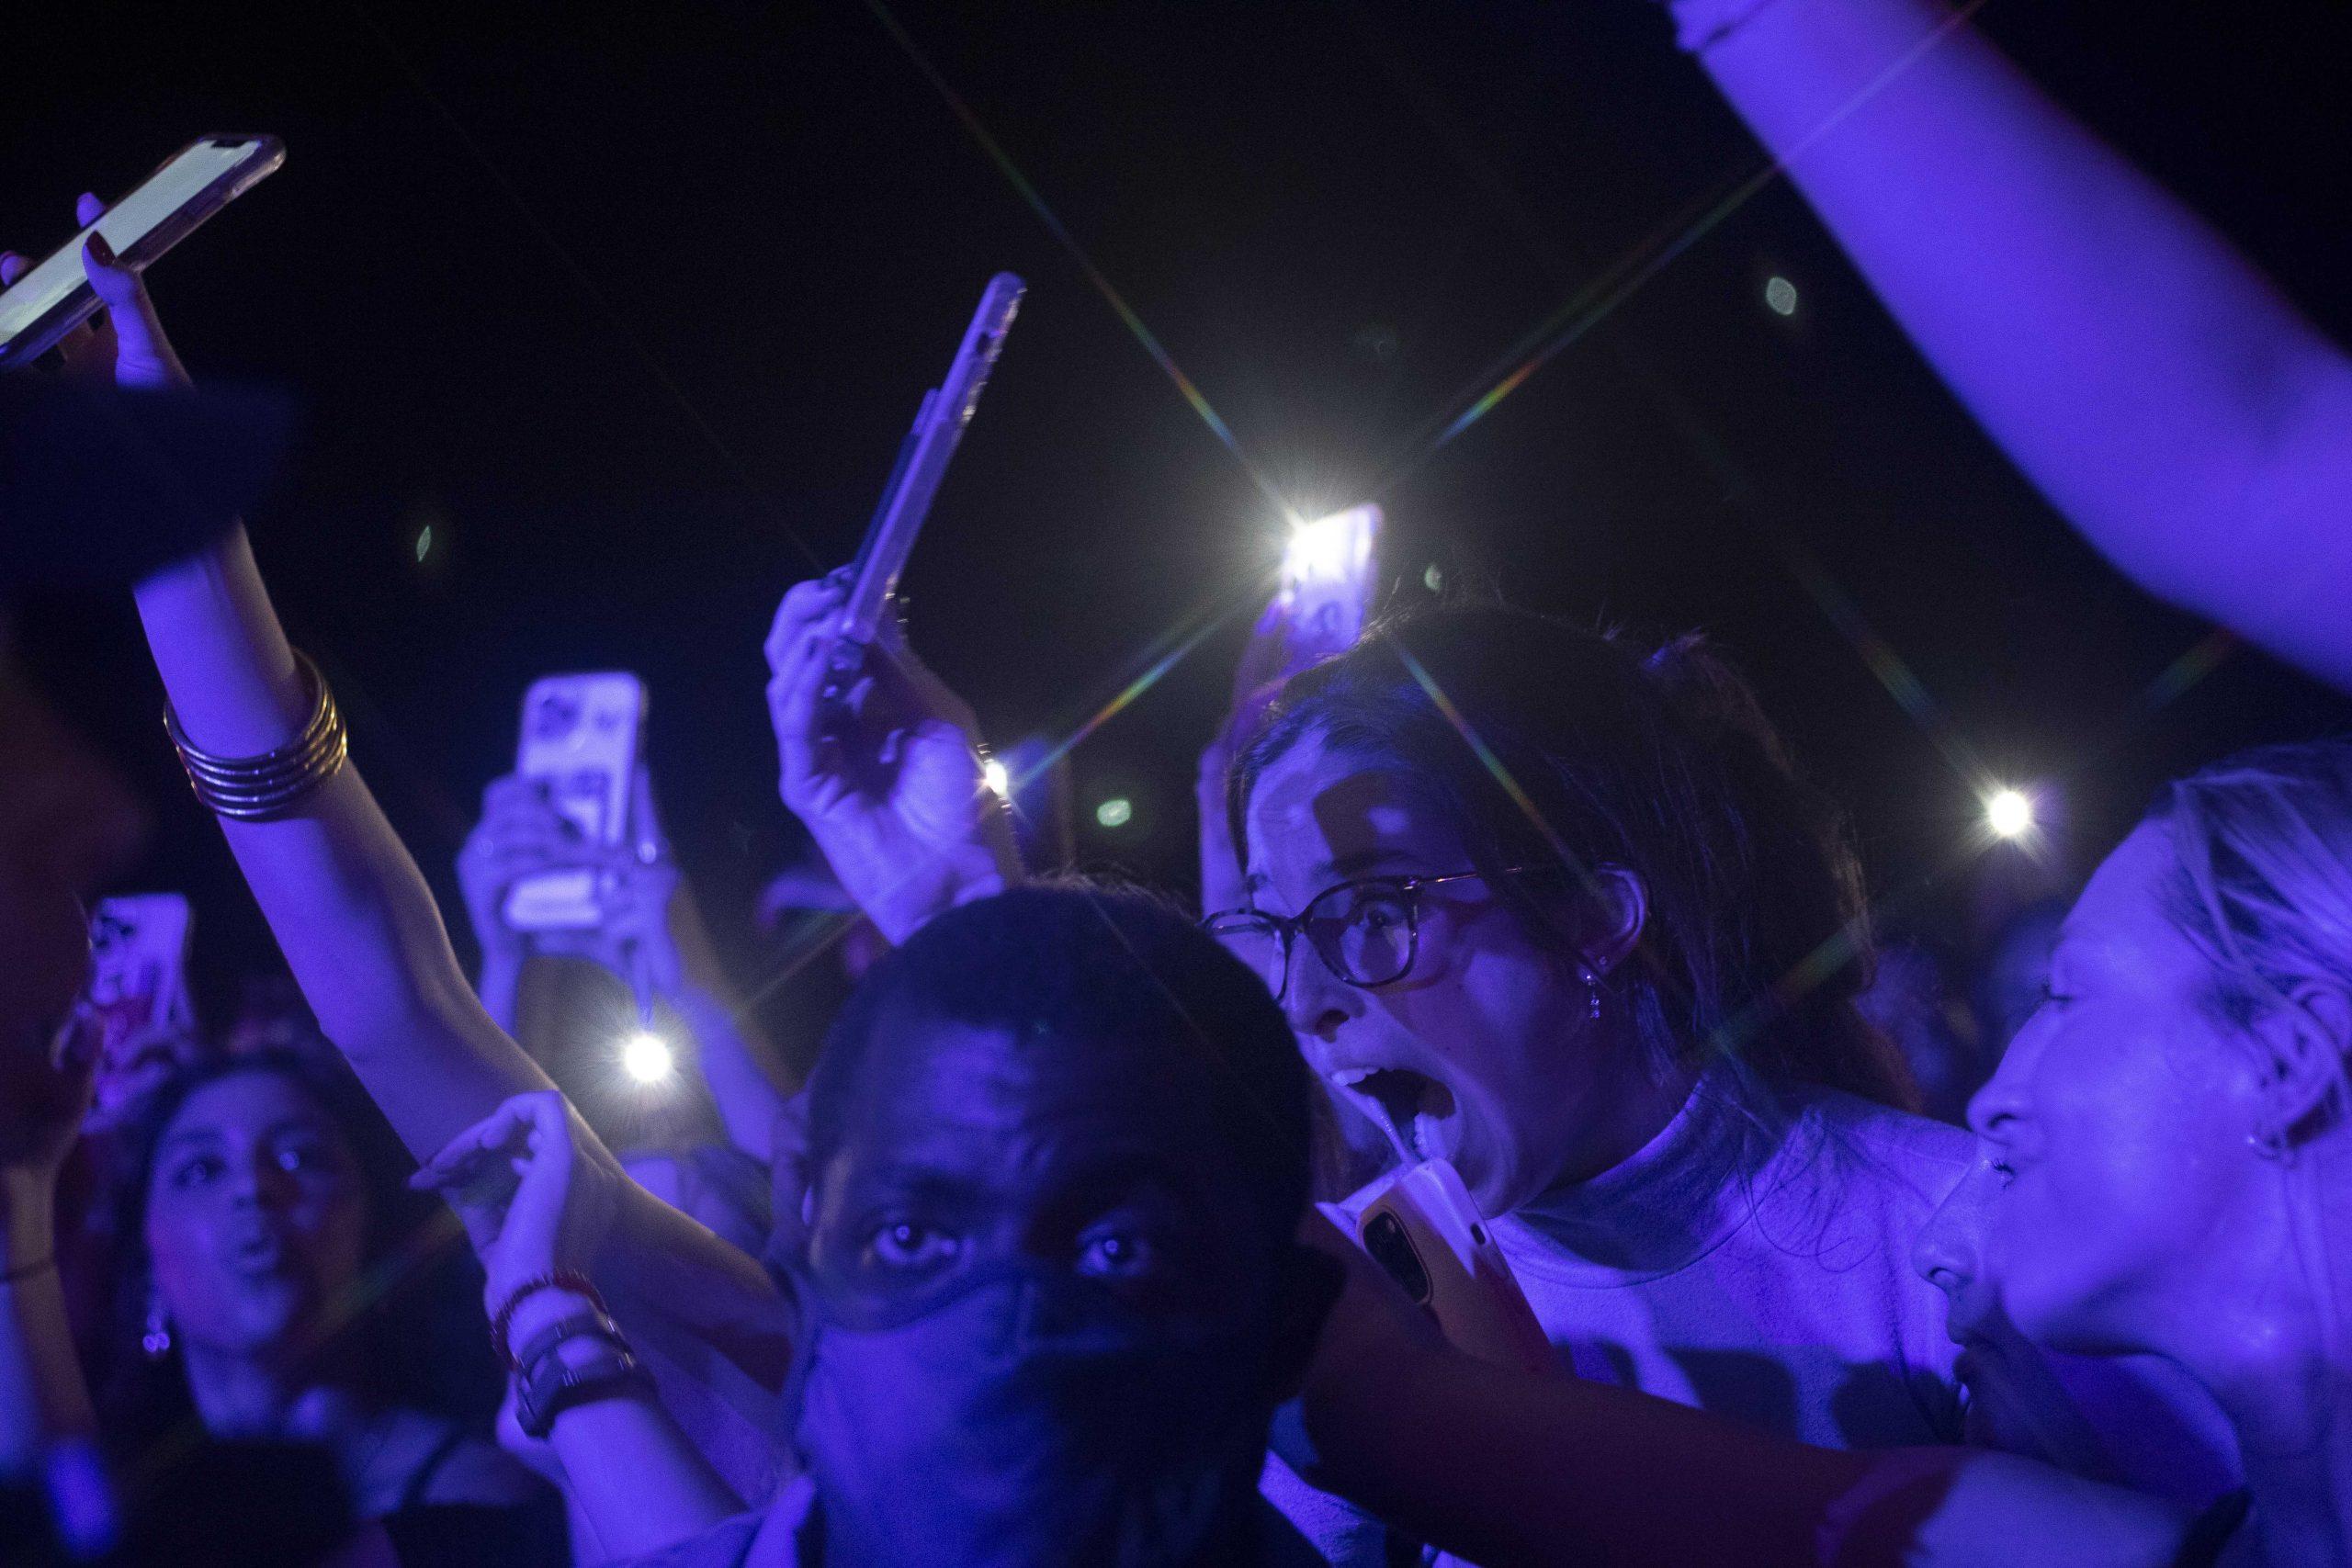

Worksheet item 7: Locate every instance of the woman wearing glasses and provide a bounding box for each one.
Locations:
[1217,605,1975,1456]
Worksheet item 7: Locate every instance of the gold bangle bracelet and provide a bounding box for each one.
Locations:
[164,649,350,821]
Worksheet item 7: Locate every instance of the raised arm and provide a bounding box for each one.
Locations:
[1659,0,2352,689]
[56,210,786,1382]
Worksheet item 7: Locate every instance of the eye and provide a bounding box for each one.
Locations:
[1076,1225,1162,1280]
[275,1142,335,1178]
[170,1154,225,1190]
[866,1220,961,1272]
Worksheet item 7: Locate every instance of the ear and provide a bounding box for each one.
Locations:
[2249,981,2352,1147]
[1576,863,1647,978]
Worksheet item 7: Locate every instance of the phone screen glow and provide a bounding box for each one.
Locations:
[0,140,256,344]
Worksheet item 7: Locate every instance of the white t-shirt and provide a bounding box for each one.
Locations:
[1265,1072,1973,1563]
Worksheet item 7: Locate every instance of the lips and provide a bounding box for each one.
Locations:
[1327,1064,1460,1164]
[227,1224,291,1280]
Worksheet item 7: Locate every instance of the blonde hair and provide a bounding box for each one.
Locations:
[2154,739,2352,1087]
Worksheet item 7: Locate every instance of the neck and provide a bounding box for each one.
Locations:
[2173,1164,2352,1565]
[180,1338,366,1442]
[1544,1049,1703,1194]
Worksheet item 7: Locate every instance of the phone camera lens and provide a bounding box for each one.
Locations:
[1361,1212,1431,1304]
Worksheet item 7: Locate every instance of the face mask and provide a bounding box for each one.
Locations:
[782,1259,1268,1568]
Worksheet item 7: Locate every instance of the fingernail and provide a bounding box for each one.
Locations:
[85,231,115,265]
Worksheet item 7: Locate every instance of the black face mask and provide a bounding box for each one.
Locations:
[780,1258,1270,1568]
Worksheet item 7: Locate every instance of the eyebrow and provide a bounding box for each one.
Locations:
[1240,846,1417,901]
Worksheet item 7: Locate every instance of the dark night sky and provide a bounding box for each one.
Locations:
[10,0,2352,1024]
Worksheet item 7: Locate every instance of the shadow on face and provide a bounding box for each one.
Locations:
[145,1068,369,1359]
[1241,731,1638,1214]
[806,1012,1277,1329]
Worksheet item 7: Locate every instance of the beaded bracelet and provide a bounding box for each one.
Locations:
[489,1269,609,1369]
[164,649,349,821]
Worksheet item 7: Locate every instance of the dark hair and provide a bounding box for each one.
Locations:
[1231,604,1915,1109]
[809,880,1314,1246]
[92,1048,502,1450]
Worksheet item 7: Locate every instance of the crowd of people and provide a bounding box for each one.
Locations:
[5,0,2350,1563]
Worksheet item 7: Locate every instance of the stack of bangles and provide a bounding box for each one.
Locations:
[164,649,349,820]
[491,1270,654,1440]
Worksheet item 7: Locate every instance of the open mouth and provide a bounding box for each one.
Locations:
[1329,1065,1459,1164]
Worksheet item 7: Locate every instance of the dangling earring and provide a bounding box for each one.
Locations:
[142,1295,172,1360]
[1579,966,1604,1023]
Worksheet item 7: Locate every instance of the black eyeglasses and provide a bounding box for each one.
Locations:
[1202,869,1532,1000]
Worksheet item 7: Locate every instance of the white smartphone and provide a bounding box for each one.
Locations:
[503,672,646,932]
[1279,503,1381,661]
[1355,1156,1555,1373]
[828,272,1026,683]
[85,894,198,1117]
[0,135,285,372]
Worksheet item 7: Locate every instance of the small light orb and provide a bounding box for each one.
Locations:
[1765,276,1799,317]
[413,525,435,562]
[1423,563,1444,593]
[621,1031,673,1084]
[1986,789,2034,840]
[1095,797,1134,829]
[981,759,1011,797]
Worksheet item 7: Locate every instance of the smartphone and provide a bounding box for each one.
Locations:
[0,135,285,372]
[1279,503,1380,663]
[503,672,646,932]
[1356,1156,1555,1373]
[829,272,1026,681]
[85,894,197,1117]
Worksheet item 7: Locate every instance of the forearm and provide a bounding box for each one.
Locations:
[668,898,792,1163]
[1301,1343,1867,1565]
[132,531,550,1156]
[0,1181,96,1475]
[1679,0,2352,682]
[546,1391,741,1556]
[601,1185,794,1392]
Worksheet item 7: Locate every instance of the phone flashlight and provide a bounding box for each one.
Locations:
[1278,503,1382,657]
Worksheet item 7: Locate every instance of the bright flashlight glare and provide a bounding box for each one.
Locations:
[621,1032,673,1084]
[1283,506,1375,587]
[1986,789,2034,840]
[981,759,1011,797]
[1095,797,1133,829]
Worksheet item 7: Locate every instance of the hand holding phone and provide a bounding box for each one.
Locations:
[501,674,647,934]
[1354,1156,1555,1374]
[765,575,1015,945]
[84,894,199,1123]
[0,137,282,374]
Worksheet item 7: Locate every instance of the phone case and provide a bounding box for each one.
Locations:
[503,672,645,932]
[1355,1156,1556,1374]
[0,135,285,371]
[86,894,196,1057]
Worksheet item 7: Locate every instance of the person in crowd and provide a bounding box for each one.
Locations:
[18,194,796,1506]
[2,1035,561,1562]
[456,769,786,1256]
[768,577,2231,1552]
[1282,735,2352,1566]
[426,882,1341,1567]
[1645,0,2352,693]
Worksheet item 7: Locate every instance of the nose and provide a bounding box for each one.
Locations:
[1911,1179,1976,1300]
[1282,941,1360,1044]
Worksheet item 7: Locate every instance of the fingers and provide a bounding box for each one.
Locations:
[410,1093,545,1191]
[0,253,27,288]
[763,574,850,672]
[74,195,187,389]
